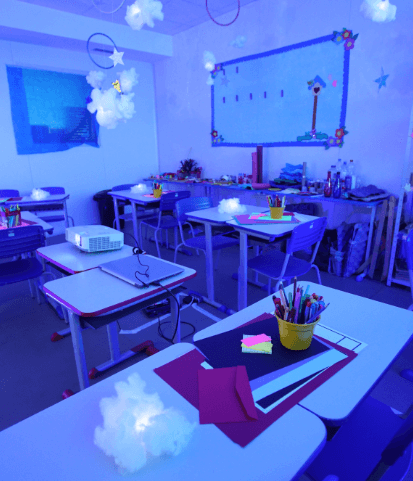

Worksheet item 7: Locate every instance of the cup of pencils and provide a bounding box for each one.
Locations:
[267,195,285,219]
[153,182,163,198]
[272,280,329,350]
[0,205,21,228]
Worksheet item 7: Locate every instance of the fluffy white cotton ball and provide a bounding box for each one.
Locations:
[100,88,118,112]
[203,51,216,72]
[218,198,247,214]
[96,108,118,129]
[119,68,139,94]
[117,93,136,120]
[94,373,196,474]
[360,0,396,22]
[86,71,106,89]
[206,74,214,86]
[125,0,164,30]
[87,88,103,114]
[230,35,247,48]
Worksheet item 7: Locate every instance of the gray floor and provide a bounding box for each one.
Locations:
[1,220,412,480]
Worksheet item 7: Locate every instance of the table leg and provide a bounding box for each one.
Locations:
[107,322,121,361]
[238,232,249,311]
[67,310,89,390]
[357,205,377,281]
[63,199,69,229]
[204,222,215,302]
[131,202,140,246]
[113,197,121,231]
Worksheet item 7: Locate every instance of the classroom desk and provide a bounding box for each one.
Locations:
[185,204,269,312]
[20,211,54,235]
[226,212,319,311]
[0,342,327,481]
[109,190,161,245]
[43,259,196,391]
[194,283,413,426]
[5,193,71,228]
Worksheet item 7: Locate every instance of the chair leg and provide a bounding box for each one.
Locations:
[35,279,42,305]
[28,279,34,298]
[215,249,221,270]
[312,264,322,285]
[154,229,161,258]
[267,278,272,295]
[174,243,185,263]
[166,229,169,250]
[275,280,282,293]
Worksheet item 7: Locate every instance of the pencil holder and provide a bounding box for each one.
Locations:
[269,207,285,219]
[153,189,163,198]
[275,313,321,350]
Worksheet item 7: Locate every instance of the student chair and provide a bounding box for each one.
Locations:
[247,216,327,294]
[111,183,155,230]
[305,395,413,481]
[174,196,239,266]
[0,225,56,304]
[140,191,191,258]
[39,186,74,226]
[0,189,19,197]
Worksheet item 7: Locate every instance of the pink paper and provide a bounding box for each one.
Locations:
[241,334,271,347]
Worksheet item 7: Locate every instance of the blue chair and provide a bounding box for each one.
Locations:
[305,395,413,481]
[0,189,19,197]
[0,225,55,303]
[39,186,74,226]
[174,196,239,266]
[247,216,327,294]
[111,183,155,230]
[140,191,191,258]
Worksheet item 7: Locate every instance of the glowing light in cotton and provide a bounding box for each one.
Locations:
[218,198,247,214]
[131,184,148,193]
[31,189,50,200]
[94,373,196,474]
[360,0,396,22]
[125,0,164,30]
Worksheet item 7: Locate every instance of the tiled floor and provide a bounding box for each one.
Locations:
[1,221,412,479]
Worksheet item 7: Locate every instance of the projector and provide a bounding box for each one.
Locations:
[65,225,124,253]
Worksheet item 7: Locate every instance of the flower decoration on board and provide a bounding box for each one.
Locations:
[360,0,396,22]
[332,28,359,49]
[125,0,164,30]
[323,126,349,149]
[211,130,224,144]
[375,67,390,90]
[86,68,139,129]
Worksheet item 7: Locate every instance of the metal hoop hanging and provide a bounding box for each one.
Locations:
[91,0,126,14]
[206,0,240,26]
[87,33,118,69]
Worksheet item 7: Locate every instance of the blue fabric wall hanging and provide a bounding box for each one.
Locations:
[6,66,99,155]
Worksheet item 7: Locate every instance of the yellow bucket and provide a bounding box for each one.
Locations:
[269,207,285,219]
[153,189,163,198]
[275,313,321,350]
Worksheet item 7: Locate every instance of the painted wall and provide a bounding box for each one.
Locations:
[0,39,159,234]
[154,0,413,195]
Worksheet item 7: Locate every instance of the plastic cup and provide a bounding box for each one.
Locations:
[153,189,162,198]
[275,313,321,350]
[269,207,285,219]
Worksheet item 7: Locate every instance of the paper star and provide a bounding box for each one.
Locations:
[221,76,230,86]
[109,49,124,67]
[375,67,389,90]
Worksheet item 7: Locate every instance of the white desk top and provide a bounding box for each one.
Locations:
[21,211,54,234]
[109,190,162,205]
[0,343,326,481]
[186,205,268,225]
[5,193,69,204]
[226,213,319,240]
[37,243,135,274]
[194,283,413,424]
[43,255,196,316]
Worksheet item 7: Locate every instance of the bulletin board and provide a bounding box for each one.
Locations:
[211,30,357,149]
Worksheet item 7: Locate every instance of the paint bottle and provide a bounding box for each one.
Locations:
[324,171,332,197]
[346,160,356,190]
[341,162,348,193]
[333,172,342,198]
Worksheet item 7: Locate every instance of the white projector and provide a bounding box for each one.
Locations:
[65,225,124,253]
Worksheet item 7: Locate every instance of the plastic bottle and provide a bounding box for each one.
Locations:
[324,171,332,197]
[330,165,337,181]
[333,172,342,198]
[341,162,348,193]
[336,159,342,180]
[347,159,356,189]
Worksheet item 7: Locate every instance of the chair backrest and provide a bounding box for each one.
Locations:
[287,217,327,255]
[40,187,65,195]
[0,225,45,259]
[159,191,191,213]
[112,184,136,191]
[0,189,19,197]
[175,197,212,224]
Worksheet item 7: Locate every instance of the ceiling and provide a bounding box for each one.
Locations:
[18,0,261,36]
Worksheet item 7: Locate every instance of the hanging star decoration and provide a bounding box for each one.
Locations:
[221,76,229,86]
[109,48,124,67]
[112,80,122,93]
[375,67,389,90]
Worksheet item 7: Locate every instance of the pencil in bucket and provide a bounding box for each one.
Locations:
[275,314,321,350]
[267,195,285,219]
[153,182,163,198]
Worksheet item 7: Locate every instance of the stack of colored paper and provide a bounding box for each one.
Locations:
[241,334,273,354]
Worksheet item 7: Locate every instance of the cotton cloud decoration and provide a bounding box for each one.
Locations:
[125,0,164,30]
[86,68,139,129]
[94,373,196,474]
[218,198,247,214]
[230,35,247,48]
[360,0,396,22]
[86,70,106,89]
[31,189,50,201]
[203,51,216,72]
[131,184,148,193]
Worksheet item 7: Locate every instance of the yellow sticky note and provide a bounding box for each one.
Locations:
[241,342,273,353]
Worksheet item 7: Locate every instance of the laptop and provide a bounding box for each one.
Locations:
[99,255,184,288]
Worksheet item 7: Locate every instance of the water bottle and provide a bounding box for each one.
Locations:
[333,172,342,198]
[346,159,356,189]
[324,171,332,197]
[330,165,337,181]
[341,162,348,193]
[336,159,342,180]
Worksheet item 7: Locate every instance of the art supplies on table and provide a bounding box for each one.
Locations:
[233,212,299,225]
[241,334,273,354]
[143,190,172,198]
[0,204,21,228]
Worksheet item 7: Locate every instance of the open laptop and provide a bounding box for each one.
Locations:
[99,255,184,288]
